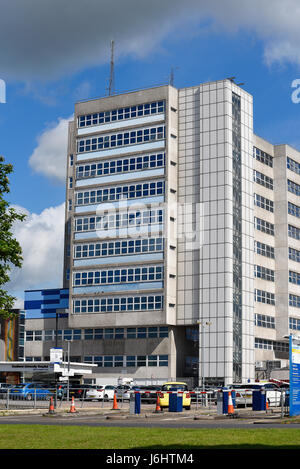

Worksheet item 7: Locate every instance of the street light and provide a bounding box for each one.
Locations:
[197,321,212,392]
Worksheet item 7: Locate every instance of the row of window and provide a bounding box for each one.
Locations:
[254,241,275,259]
[73,295,164,313]
[253,147,273,168]
[255,339,289,352]
[253,170,273,190]
[77,101,165,128]
[84,354,168,368]
[254,193,274,212]
[254,265,275,282]
[75,181,164,206]
[26,326,169,342]
[77,126,165,153]
[73,265,164,287]
[254,217,274,236]
[76,153,165,179]
[255,289,275,305]
[74,237,164,259]
[255,313,275,329]
[74,209,164,232]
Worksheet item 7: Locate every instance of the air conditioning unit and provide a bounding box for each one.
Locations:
[255,361,265,370]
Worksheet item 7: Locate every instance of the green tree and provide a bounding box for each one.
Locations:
[0,155,26,318]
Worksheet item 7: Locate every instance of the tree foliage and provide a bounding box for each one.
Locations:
[0,155,26,318]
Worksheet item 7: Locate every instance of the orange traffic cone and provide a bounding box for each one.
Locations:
[112,392,119,410]
[69,396,77,413]
[266,399,269,411]
[228,391,234,415]
[48,396,55,415]
[154,394,162,413]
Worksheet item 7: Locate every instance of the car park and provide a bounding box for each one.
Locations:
[9,383,54,400]
[228,382,284,407]
[86,385,116,401]
[159,382,191,410]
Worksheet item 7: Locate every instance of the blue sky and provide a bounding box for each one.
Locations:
[2,0,300,303]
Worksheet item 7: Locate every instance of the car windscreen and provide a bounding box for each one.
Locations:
[162,384,187,391]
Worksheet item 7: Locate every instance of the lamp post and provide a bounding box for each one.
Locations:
[197,321,212,392]
[64,339,73,401]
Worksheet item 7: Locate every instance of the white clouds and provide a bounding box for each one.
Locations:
[7,203,65,297]
[29,116,72,184]
[2,0,300,82]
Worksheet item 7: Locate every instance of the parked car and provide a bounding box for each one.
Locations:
[0,383,14,394]
[159,382,191,410]
[86,385,116,401]
[228,382,284,407]
[9,383,54,400]
[115,384,133,401]
[139,385,161,403]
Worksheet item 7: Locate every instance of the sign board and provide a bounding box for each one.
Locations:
[289,335,300,416]
[50,348,63,364]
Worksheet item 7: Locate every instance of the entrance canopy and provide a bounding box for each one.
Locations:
[0,361,97,381]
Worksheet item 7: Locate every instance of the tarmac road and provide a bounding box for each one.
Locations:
[0,409,299,429]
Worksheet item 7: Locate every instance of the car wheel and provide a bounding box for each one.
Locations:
[184,406,191,410]
[104,394,109,401]
[26,394,32,401]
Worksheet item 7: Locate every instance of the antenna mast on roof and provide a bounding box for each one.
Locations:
[108,40,115,96]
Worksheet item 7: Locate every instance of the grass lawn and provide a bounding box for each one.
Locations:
[0,425,300,449]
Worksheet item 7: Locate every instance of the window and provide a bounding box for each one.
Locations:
[290,317,300,331]
[74,208,164,232]
[253,170,273,190]
[288,201,300,218]
[253,147,273,167]
[254,193,274,212]
[77,101,165,128]
[255,289,275,305]
[289,271,300,285]
[76,153,165,179]
[75,181,165,206]
[254,241,275,259]
[288,179,300,197]
[289,247,300,263]
[289,294,300,308]
[255,314,275,329]
[287,156,300,175]
[77,125,165,153]
[73,295,164,313]
[254,265,275,282]
[289,224,300,240]
[254,217,274,236]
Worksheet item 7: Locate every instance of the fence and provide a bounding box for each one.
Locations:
[0,386,289,415]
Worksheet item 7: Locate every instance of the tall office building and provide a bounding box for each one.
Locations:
[24,78,300,386]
